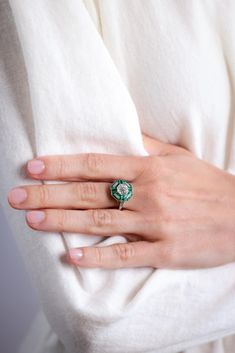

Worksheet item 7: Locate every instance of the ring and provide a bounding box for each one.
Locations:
[110,179,133,210]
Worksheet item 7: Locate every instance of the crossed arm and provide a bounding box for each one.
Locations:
[7,134,235,269]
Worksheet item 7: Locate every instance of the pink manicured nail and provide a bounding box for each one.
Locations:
[27,159,45,174]
[26,211,45,224]
[68,249,83,262]
[8,188,27,204]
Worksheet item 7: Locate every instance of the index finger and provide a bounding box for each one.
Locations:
[27,153,147,181]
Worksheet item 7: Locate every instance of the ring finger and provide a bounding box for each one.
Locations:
[7,181,138,211]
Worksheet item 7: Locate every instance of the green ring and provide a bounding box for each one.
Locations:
[110,179,133,203]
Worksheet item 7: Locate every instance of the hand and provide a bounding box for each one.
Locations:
[7,134,235,269]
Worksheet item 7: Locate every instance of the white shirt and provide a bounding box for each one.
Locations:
[0,1,235,352]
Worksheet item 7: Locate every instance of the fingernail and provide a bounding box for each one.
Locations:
[27,159,45,174]
[8,188,27,204]
[26,211,45,224]
[68,249,83,262]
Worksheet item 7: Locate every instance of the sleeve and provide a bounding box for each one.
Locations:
[0,1,235,353]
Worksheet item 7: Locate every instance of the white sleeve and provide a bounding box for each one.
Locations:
[0,1,235,353]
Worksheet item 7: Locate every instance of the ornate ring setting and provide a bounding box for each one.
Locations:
[110,179,133,210]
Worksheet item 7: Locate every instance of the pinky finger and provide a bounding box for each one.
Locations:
[66,240,161,269]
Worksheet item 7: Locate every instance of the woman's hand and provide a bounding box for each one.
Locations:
[7,135,235,269]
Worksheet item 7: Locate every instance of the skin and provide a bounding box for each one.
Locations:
[7,134,235,269]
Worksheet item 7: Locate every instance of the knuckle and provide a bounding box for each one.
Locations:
[91,209,113,229]
[73,182,98,204]
[56,210,68,230]
[37,186,50,205]
[57,156,67,177]
[111,243,135,263]
[84,153,103,175]
[94,247,103,266]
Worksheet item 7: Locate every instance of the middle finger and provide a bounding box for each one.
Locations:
[7,182,138,211]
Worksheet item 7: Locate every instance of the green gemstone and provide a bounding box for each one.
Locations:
[110,179,133,202]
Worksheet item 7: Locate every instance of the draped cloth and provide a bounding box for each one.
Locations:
[0,1,235,352]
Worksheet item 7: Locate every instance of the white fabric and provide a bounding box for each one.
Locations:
[0,1,235,352]
[182,335,235,353]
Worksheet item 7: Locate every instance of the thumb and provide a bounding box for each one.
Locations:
[142,133,190,156]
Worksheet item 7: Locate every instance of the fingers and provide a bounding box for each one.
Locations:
[66,241,162,268]
[25,208,144,235]
[7,181,139,211]
[26,153,146,181]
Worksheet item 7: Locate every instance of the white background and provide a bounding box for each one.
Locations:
[0,207,39,353]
